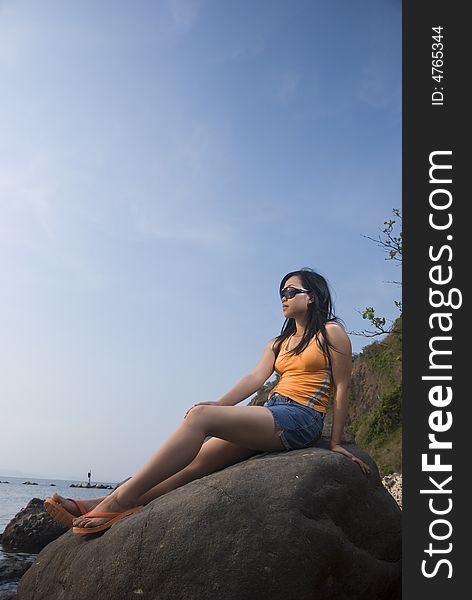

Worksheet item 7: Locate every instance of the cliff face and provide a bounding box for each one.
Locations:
[346,318,402,476]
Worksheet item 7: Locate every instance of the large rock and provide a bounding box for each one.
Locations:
[18,439,401,600]
[0,498,58,598]
[1,499,67,554]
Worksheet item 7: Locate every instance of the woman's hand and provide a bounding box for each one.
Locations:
[184,401,222,419]
[330,443,371,476]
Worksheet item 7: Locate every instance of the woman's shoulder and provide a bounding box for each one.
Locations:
[324,320,347,334]
[266,337,280,352]
[323,320,351,351]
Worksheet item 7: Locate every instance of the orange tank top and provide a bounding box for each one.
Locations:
[268,335,332,413]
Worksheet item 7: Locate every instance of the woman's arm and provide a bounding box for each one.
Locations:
[325,323,370,476]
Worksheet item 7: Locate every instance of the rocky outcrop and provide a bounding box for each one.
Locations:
[382,473,402,510]
[0,498,60,598]
[18,437,401,600]
[1,499,67,554]
[70,483,113,489]
[346,319,403,476]
[348,319,402,426]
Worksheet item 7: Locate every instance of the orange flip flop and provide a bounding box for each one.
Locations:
[72,506,143,536]
[44,498,88,528]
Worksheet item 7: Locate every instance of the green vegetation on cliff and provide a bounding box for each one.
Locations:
[347,317,402,475]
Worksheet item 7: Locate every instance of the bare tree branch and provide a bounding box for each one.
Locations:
[353,208,402,339]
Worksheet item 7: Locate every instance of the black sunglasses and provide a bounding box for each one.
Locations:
[280,286,310,300]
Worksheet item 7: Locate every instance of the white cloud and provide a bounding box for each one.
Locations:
[0,147,107,290]
[129,201,236,247]
[0,3,36,70]
[166,0,205,33]
[274,67,302,105]
[0,152,61,247]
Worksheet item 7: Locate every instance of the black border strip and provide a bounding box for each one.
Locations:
[403,1,467,596]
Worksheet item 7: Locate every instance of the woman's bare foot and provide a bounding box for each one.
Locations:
[51,492,105,516]
[72,492,138,529]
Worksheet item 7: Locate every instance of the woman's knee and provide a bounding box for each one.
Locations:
[184,404,209,426]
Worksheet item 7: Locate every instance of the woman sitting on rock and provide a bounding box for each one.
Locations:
[45,267,370,536]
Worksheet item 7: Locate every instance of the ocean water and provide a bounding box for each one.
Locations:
[0,475,117,594]
[0,475,117,535]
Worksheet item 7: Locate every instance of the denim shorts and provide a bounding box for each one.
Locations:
[263,393,325,451]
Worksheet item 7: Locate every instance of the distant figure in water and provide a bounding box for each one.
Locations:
[45,268,371,536]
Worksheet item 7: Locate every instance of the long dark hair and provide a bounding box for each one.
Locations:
[272,268,344,379]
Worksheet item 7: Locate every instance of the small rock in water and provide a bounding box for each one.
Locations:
[0,591,18,600]
[70,482,113,489]
[0,552,35,584]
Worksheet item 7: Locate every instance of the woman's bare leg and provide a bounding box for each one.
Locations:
[59,437,257,514]
[57,438,255,514]
[137,436,260,504]
[74,405,283,528]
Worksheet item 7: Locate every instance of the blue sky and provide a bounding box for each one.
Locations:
[0,0,401,481]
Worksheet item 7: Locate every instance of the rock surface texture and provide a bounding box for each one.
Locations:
[18,438,401,600]
[1,499,67,554]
